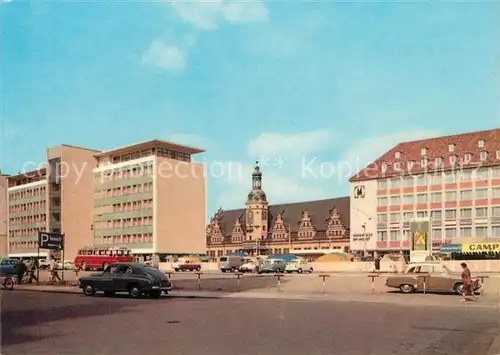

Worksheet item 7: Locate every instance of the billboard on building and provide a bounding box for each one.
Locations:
[410,220,430,252]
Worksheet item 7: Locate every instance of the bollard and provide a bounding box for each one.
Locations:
[477,275,489,297]
[275,273,283,292]
[195,272,202,290]
[319,274,330,295]
[367,274,379,293]
[235,272,243,291]
[75,269,80,286]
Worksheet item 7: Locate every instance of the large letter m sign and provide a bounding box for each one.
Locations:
[354,186,365,199]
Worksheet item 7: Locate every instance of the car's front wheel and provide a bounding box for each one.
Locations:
[83,284,96,296]
[399,284,414,293]
[454,283,464,295]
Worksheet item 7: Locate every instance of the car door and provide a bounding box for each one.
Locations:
[97,265,118,290]
[416,265,438,290]
[114,265,133,291]
[432,265,455,291]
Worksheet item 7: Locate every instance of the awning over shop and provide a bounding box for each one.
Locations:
[439,244,462,253]
[462,242,500,253]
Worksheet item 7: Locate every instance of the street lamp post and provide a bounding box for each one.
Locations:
[362,223,367,257]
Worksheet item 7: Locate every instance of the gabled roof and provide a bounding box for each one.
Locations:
[212,197,350,236]
[350,128,500,182]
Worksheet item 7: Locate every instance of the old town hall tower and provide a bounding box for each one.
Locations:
[245,163,269,242]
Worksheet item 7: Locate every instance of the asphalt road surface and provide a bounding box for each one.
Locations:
[2,291,499,355]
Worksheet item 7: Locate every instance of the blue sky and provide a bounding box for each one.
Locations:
[1,1,499,219]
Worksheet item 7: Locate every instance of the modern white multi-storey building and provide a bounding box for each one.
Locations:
[349,128,500,256]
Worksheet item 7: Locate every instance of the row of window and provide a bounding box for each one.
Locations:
[377,167,500,189]
[9,201,46,214]
[10,214,46,226]
[377,188,500,206]
[9,227,43,238]
[377,226,500,241]
[95,162,154,181]
[94,217,153,230]
[100,233,153,244]
[102,182,154,197]
[9,187,46,201]
[9,241,38,250]
[378,207,500,223]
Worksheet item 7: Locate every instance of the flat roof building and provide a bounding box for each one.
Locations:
[8,145,98,259]
[6,139,207,260]
[92,139,206,256]
[349,128,500,256]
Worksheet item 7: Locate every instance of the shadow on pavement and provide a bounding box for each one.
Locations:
[170,274,287,292]
[1,294,141,346]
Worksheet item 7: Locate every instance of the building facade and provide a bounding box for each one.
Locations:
[206,164,350,258]
[0,172,9,256]
[92,140,206,257]
[6,139,207,260]
[349,128,500,255]
[7,145,98,259]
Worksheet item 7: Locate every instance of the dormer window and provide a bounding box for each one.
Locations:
[407,160,415,169]
[394,161,401,171]
[448,144,455,152]
[434,157,443,167]
[478,140,485,148]
[421,157,428,167]
[464,153,472,163]
[480,151,488,161]
[421,147,427,156]
[496,150,500,159]
[450,155,457,165]
[395,151,401,159]
[381,162,387,173]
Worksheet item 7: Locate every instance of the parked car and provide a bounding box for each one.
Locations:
[38,259,51,270]
[259,259,287,274]
[56,260,76,270]
[385,262,481,295]
[285,259,313,274]
[171,258,201,272]
[239,260,261,273]
[218,255,246,272]
[79,262,171,298]
[0,258,18,276]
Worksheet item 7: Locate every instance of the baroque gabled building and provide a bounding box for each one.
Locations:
[206,163,350,257]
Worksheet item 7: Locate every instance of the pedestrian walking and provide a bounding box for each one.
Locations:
[374,255,381,274]
[460,262,477,302]
[14,259,27,284]
[49,258,61,284]
[28,259,38,283]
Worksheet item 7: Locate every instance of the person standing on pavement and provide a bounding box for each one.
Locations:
[460,262,476,302]
[49,258,61,284]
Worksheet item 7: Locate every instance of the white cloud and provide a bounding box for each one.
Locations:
[142,40,186,72]
[247,130,333,158]
[168,0,268,30]
[213,162,328,210]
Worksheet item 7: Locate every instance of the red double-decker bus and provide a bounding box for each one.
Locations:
[74,246,134,271]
